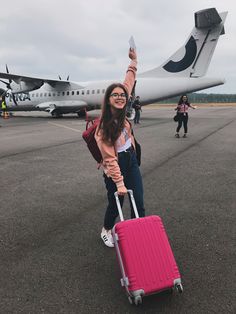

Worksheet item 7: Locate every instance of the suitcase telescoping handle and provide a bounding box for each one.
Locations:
[114,189,139,221]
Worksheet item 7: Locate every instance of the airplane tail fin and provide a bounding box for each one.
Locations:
[139,8,227,78]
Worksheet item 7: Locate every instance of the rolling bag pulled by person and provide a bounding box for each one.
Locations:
[112,190,183,305]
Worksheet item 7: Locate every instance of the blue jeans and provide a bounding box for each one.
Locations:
[103,149,145,229]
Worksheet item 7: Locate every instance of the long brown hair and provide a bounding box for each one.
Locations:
[178,95,190,105]
[97,83,128,145]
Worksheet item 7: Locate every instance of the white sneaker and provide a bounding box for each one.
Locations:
[101,228,114,248]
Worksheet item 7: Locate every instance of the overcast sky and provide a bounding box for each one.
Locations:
[0,0,235,94]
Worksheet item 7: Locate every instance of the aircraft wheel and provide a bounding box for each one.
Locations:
[77,110,86,118]
[52,112,63,118]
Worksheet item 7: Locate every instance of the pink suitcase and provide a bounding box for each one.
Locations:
[112,190,183,305]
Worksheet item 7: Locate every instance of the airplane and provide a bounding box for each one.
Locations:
[0,8,227,118]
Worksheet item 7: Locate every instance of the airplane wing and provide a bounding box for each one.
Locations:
[0,72,84,92]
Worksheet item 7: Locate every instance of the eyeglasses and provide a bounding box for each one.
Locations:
[110,93,127,98]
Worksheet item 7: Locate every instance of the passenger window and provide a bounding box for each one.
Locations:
[87,90,90,94]
[82,90,85,95]
[77,91,79,95]
[92,90,95,94]
[62,92,65,96]
[67,91,70,95]
[72,91,74,95]
[97,89,100,94]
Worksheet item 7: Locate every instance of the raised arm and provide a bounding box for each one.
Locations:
[123,48,137,97]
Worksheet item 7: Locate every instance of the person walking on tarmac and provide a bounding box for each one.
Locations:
[95,48,145,248]
[175,95,195,138]
[133,95,142,124]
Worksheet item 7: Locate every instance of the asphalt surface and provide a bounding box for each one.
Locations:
[0,106,235,314]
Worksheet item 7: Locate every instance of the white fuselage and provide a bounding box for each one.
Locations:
[4,76,224,113]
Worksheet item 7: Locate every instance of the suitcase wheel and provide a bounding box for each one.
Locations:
[176,283,183,294]
[134,295,142,305]
[128,295,142,305]
[128,296,133,304]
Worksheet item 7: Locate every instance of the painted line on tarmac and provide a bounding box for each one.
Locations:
[48,122,82,133]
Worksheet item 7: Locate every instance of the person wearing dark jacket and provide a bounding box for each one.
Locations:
[133,96,142,124]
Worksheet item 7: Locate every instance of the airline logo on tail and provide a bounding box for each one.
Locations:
[139,8,227,79]
[163,36,197,73]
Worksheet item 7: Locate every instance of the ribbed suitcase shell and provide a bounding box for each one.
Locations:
[112,215,181,299]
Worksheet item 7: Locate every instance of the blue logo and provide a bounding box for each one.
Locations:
[163,36,197,73]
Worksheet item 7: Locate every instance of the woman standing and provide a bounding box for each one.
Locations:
[175,95,195,138]
[95,48,145,247]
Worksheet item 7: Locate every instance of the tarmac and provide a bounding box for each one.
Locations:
[0,106,235,314]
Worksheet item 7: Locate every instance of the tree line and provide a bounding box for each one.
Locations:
[157,93,236,104]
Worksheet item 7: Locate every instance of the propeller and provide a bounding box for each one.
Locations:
[0,64,18,105]
[0,65,11,88]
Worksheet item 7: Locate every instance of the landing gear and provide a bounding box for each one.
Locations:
[77,109,86,118]
[51,111,63,118]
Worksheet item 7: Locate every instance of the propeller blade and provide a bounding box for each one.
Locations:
[67,75,69,81]
[0,79,8,86]
[5,64,12,83]
[0,79,10,89]
[0,89,7,97]
[12,92,18,106]
[58,75,62,80]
